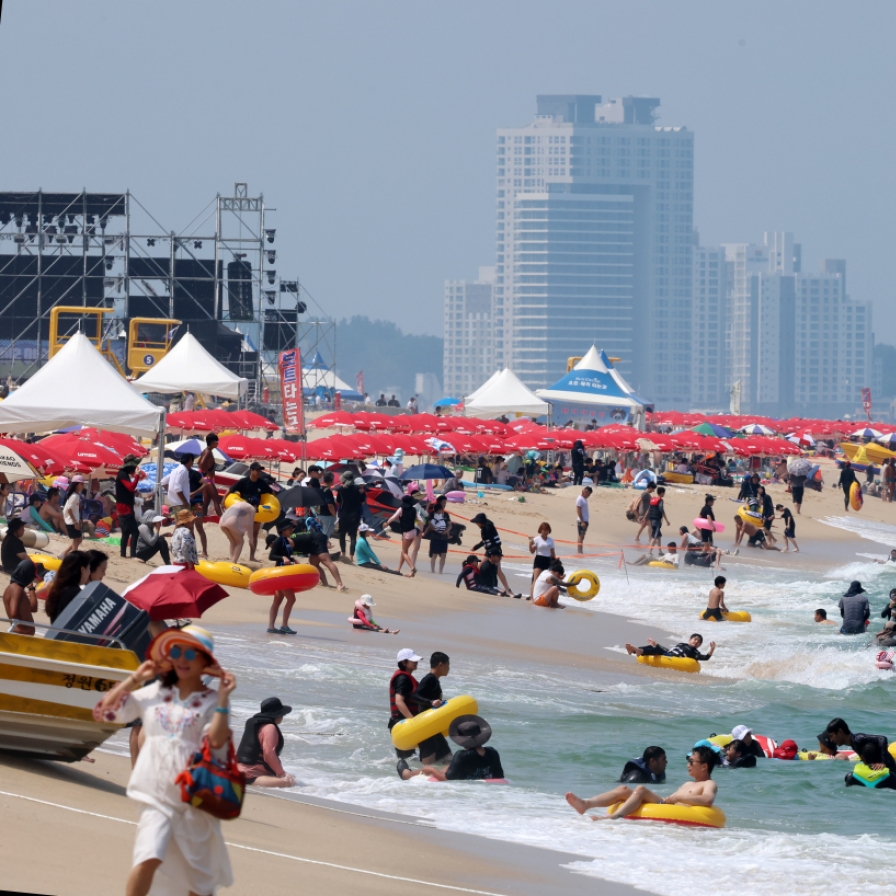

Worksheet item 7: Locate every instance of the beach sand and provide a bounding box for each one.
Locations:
[2,453,888,894]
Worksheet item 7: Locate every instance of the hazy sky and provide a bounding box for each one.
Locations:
[2,1,895,340]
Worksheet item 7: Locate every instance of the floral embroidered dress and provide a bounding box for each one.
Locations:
[102,680,233,895]
[170,527,198,566]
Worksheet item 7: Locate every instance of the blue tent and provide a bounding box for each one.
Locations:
[535,346,650,425]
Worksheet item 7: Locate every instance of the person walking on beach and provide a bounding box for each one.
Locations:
[422,495,451,574]
[565,744,718,820]
[93,625,237,896]
[576,486,592,554]
[838,460,858,511]
[217,500,254,564]
[697,494,717,544]
[314,470,338,538]
[702,576,728,621]
[61,477,86,558]
[163,453,193,515]
[295,518,348,592]
[775,503,799,552]
[265,520,300,635]
[335,471,365,562]
[227,462,267,561]
[571,439,586,486]
[197,434,222,515]
[646,486,668,552]
[236,697,296,788]
[528,522,556,599]
[789,468,806,514]
[388,494,422,576]
[633,481,657,542]
[884,458,896,504]
[470,512,512,594]
[170,509,199,569]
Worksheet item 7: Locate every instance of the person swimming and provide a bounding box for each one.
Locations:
[815,608,837,625]
[625,633,715,662]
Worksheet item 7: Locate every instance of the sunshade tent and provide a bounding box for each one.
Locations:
[464,368,549,420]
[132,332,248,400]
[0,333,163,438]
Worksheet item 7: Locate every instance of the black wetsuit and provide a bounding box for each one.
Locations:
[838,466,858,506]
[445,746,504,781]
[728,754,757,768]
[412,673,452,762]
[640,642,712,661]
[619,758,666,784]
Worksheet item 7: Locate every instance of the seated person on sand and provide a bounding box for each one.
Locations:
[39,487,66,535]
[619,746,667,784]
[565,744,718,820]
[632,542,679,567]
[679,526,729,569]
[815,608,838,625]
[236,697,296,788]
[26,495,54,533]
[399,715,504,782]
[349,594,399,634]
[455,554,520,598]
[626,633,716,662]
[531,559,567,608]
[355,523,412,577]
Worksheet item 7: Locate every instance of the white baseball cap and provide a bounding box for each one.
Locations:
[397,648,422,663]
[358,522,373,533]
[731,725,753,741]
[361,594,375,607]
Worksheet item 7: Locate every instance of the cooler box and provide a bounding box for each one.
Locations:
[48,581,151,658]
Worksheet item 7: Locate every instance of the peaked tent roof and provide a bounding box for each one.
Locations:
[465,369,501,403]
[0,333,163,437]
[535,346,648,408]
[132,332,248,399]
[464,368,550,419]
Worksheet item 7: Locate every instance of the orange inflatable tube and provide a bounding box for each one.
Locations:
[248,564,320,596]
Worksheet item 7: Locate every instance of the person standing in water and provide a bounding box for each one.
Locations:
[775,503,799,552]
[575,486,592,554]
[528,522,556,600]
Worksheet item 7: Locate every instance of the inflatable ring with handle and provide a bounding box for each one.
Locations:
[606,801,725,828]
[566,570,600,600]
[27,552,62,572]
[224,491,281,523]
[737,506,764,526]
[648,561,676,570]
[391,695,478,751]
[699,610,752,623]
[196,560,253,589]
[248,563,320,596]
[636,655,700,674]
[850,481,863,512]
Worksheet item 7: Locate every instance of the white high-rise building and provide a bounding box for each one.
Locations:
[494,95,694,405]
[442,267,495,398]
[721,233,872,416]
[691,245,726,410]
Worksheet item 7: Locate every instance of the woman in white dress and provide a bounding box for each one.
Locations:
[94,624,237,896]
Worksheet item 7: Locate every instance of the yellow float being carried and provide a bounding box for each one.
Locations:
[196,560,253,589]
[223,492,281,523]
[391,695,479,751]
[566,570,600,600]
[737,506,764,526]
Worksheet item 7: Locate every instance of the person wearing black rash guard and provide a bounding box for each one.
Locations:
[725,739,757,769]
[228,462,267,561]
[411,652,452,764]
[625,633,716,662]
[825,718,896,775]
[698,495,716,544]
[398,714,504,782]
[845,743,896,789]
[619,746,667,784]
[455,555,519,597]
[470,513,511,594]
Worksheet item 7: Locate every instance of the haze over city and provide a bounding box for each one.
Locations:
[2,0,895,343]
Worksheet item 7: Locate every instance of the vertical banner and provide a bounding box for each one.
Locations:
[356,370,364,394]
[862,387,872,421]
[279,349,305,440]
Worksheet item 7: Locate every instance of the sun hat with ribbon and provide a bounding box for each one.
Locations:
[147,624,221,675]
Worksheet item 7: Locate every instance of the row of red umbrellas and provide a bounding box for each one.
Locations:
[0,429,148,477]
[311,410,510,436]
[648,411,894,439]
[167,409,277,432]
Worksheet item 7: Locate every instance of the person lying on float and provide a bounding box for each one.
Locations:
[625,633,716,662]
[565,744,718,820]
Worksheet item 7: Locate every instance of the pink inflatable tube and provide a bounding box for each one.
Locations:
[445,491,466,503]
[693,517,725,532]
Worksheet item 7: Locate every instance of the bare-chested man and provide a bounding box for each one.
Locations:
[39,487,66,535]
[701,575,728,621]
[565,744,718,820]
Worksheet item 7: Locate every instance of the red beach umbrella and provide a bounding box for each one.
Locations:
[123,567,228,621]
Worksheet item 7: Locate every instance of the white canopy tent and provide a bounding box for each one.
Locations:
[0,333,163,438]
[464,369,500,404]
[132,332,248,400]
[464,368,550,419]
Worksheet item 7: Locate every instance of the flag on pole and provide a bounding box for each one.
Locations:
[356,370,364,394]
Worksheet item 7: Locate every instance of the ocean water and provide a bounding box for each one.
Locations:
[109,515,896,895]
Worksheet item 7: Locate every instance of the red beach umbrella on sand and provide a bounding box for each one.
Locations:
[217,435,279,460]
[123,567,228,621]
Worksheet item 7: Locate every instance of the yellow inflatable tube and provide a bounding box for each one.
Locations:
[224,492,281,523]
[566,570,600,600]
[196,560,253,589]
[636,655,700,674]
[737,506,764,526]
[797,751,859,762]
[607,801,725,828]
[391,695,478,751]
[700,610,752,622]
[28,552,61,571]
[648,561,676,570]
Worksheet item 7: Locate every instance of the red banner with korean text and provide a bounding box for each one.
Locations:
[279,349,305,439]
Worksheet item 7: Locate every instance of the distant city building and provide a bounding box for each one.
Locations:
[493,94,694,405]
[442,267,495,397]
[691,245,726,410]
[716,232,871,417]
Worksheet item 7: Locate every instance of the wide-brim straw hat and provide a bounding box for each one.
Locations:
[147,624,221,676]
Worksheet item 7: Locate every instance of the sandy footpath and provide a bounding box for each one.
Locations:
[3,452,891,895]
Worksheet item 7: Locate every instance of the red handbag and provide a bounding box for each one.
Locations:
[175,737,246,820]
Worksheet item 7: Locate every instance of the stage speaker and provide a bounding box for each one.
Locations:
[227,260,254,321]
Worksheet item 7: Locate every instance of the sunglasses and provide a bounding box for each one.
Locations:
[169,645,197,661]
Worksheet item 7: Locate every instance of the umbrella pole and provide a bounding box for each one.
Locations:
[154,409,166,512]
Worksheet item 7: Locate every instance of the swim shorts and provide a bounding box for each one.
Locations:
[577,521,589,538]
[702,607,723,621]
[650,522,662,540]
